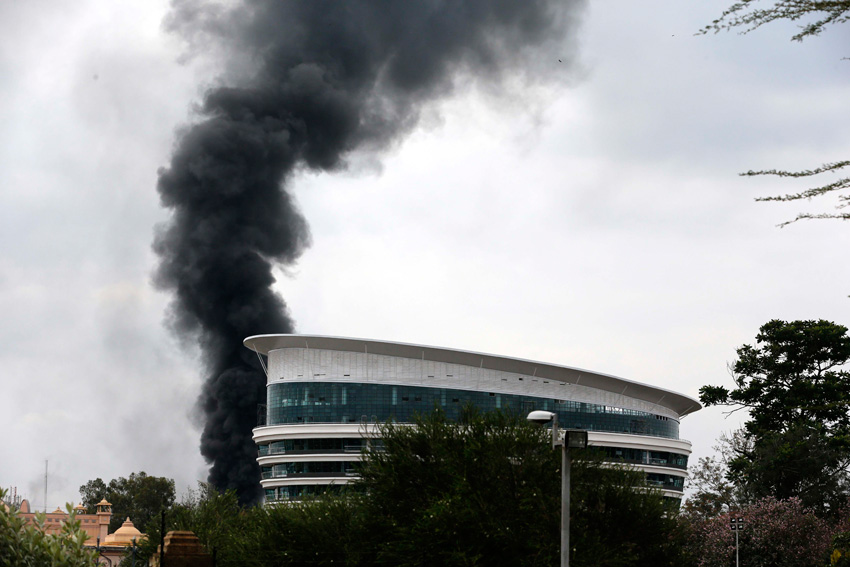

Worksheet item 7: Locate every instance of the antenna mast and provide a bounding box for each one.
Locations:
[43,460,48,513]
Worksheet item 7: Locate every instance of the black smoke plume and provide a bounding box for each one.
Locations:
[154,0,585,503]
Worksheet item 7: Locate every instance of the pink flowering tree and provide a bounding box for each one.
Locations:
[687,497,832,567]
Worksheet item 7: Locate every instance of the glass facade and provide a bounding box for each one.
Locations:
[266,381,679,439]
[259,438,364,456]
[261,461,357,479]
[595,447,688,469]
[265,484,359,502]
[646,473,685,491]
[258,380,689,503]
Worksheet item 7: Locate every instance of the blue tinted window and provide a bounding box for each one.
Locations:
[646,473,685,491]
[266,382,679,439]
[596,447,688,469]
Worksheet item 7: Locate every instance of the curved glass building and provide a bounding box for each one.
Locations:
[247,335,701,503]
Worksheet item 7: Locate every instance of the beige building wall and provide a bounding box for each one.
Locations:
[16,497,145,559]
[17,498,109,542]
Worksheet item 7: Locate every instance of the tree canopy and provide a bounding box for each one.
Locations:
[79,472,175,533]
[144,408,684,566]
[699,319,850,514]
[354,408,682,567]
[701,319,850,435]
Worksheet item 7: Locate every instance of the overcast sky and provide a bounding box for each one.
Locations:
[2,0,849,509]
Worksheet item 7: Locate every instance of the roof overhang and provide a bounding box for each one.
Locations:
[244,334,702,418]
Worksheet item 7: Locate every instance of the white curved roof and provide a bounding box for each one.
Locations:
[244,334,701,418]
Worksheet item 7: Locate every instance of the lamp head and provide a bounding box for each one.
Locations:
[564,429,589,449]
[526,410,555,425]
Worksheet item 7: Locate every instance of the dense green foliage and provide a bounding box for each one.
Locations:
[699,319,850,515]
[700,320,850,435]
[0,490,96,567]
[356,408,680,567]
[79,471,176,533]
[135,409,682,566]
[235,493,377,566]
[359,408,561,566]
[126,484,250,566]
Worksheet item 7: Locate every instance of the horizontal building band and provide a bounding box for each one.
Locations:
[256,434,688,470]
[262,460,358,479]
[254,427,691,497]
[259,437,366,456]
[245,335,700,417]
[265,381,680,438]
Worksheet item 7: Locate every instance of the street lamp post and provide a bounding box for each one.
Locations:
[730,516,744,567]
[527,410,588,567]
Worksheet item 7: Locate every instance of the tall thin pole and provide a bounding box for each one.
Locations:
[552,413,569,567]
[160,509,166,567]
[735,527,739,567]
[562,444,570,567]
[43,460,48,513]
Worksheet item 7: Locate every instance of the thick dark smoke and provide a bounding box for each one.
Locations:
[154,0,585,503]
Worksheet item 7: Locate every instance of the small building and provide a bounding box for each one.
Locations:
[16,498,146,564]
[17,498,112,542]
[149,531,213,567]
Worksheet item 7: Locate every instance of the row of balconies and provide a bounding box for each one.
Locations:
[261,470,359,479]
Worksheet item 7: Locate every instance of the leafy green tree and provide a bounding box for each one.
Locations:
[700,319,850,515]
[128,483,249,567]
[236,493,378,567]
[356,407,682,567]
[136,483,376,567]
[78,479,106,513]
[0,489,96,567]
[682,429,756,518]
[123,410,685,566]
[683,456,740,519]
[357,408,559,567]
[701,319,850,434]
[79,472,175,532]
[729,422,850,514]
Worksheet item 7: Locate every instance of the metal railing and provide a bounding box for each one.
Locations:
[262,471,355,479]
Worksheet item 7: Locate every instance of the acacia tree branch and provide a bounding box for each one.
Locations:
[700,3,850,225]
[699,0,850,41]
[774,211,850,227]
[752,175,849,201]
[745,160,850,179]
[733,161,850,225]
